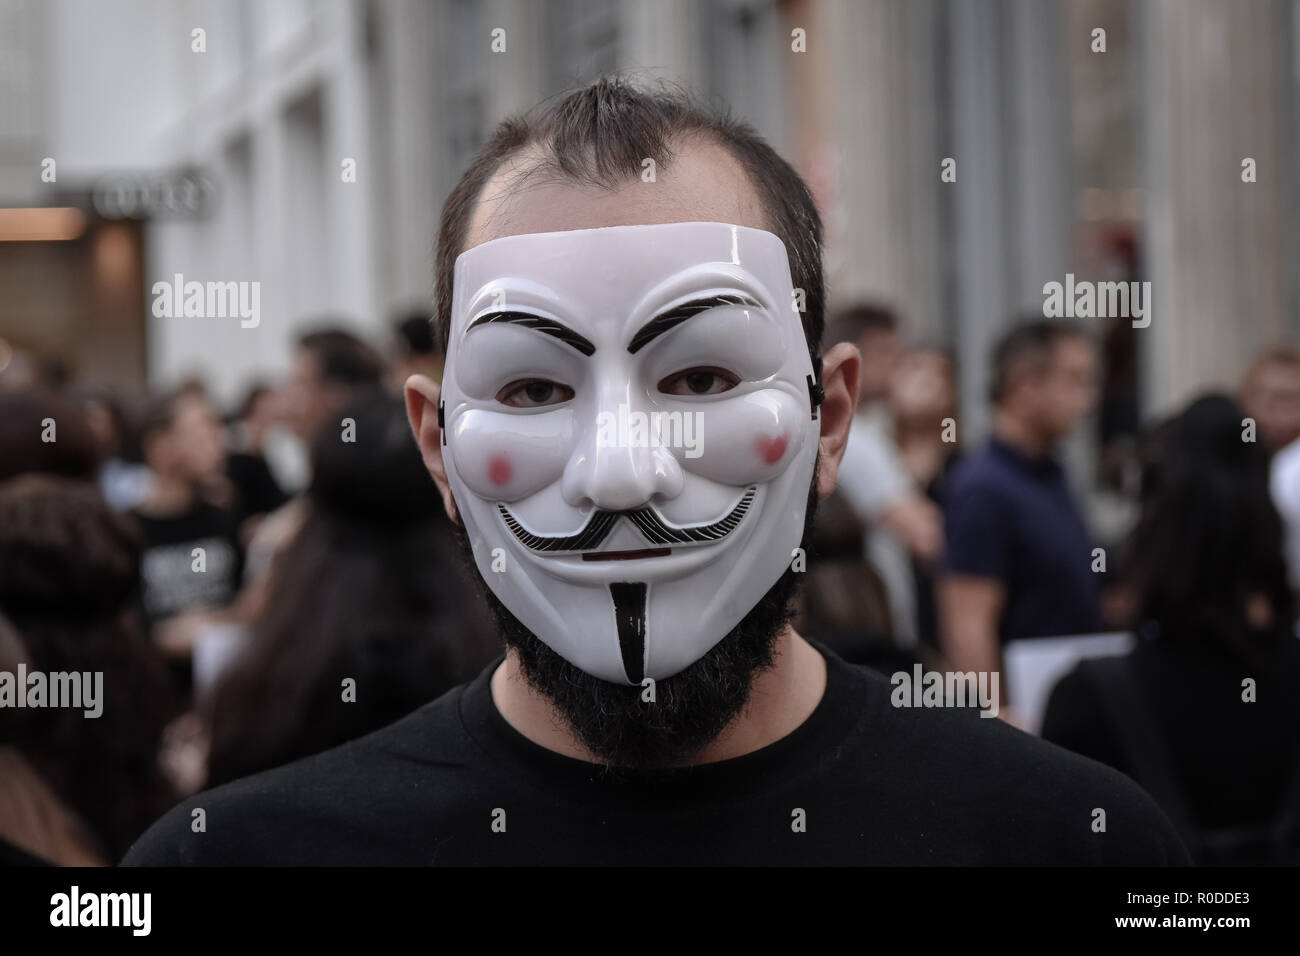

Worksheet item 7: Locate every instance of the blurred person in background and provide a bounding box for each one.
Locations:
[831,305,944,650]
[0,389,101,484]
[205,391,497,787]
[388,310,445,392]
[939,321,1101,715]
[0,347,43,393]
[0,476,178,864]
[79,390,154,512]
[1241,346,1300,457]
[890,346,962,652]
[1255,347,1300,595]
[1043,395,1300,864]
[131,386,243,688]
[285,326,387,444]
[240,326,387,590]
[847,303,903,415]
[0,610,103,866]
[224,382,289,545]
[795,490,911,674]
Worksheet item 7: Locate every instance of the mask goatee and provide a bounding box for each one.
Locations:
[451,458,820,772]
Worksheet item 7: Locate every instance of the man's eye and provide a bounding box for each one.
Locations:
[658,366,741,396]
[497,379,575,408]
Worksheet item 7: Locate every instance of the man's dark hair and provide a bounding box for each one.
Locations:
[394,312,439,358]
[990,319,1088,405]
[0,390,100,482]
[824,302,899,348]
[297,328,385,389]
[1130,394,1294,663]
[0,475,177,859]
[136,386,192,446]
[206,392,497,786]
[434,75,824,361]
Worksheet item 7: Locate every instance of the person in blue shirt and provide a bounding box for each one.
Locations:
[939,321,1102,720]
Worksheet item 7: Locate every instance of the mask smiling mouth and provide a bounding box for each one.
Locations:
[580,547,672,562]
[497,486,757,558]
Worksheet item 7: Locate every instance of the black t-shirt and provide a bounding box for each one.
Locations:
[943,439,1103,642]
[122,644,1188,865]
[131,502,244,625]
[1042,634,1300,829]
[226,452,289,530]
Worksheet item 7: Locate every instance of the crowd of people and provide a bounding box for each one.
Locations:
[0,316,495,864]
[2,297,1300,865]
[811,310,1300,864]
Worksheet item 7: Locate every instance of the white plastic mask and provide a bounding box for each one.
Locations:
[441,221,822,684]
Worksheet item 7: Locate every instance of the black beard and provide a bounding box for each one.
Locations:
[449,460,820,772]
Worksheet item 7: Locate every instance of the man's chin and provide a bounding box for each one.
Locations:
[447,461,819,770]
[491,565,799,771]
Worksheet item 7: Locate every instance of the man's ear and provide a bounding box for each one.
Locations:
[814,342,861,500]
[404,374,458,522]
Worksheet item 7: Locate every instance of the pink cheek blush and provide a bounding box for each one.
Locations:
[755,435,788,466]
[487,454,513,487]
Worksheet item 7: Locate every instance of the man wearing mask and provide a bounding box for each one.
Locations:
[126,79,1183,866]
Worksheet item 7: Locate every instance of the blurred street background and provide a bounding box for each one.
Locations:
[3,0,1300,867]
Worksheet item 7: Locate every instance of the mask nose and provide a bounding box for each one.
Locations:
[561,392,685,512]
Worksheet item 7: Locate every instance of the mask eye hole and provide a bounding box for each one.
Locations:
[658,366,741,397]
[496,379,575,408]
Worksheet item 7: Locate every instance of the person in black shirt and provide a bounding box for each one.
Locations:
[224,383,290,542]
[0,479,177,864]
[1043,395,1300,864]
[125,637,1184,866]
[124,78,1186,866]
[203,392,497,787]
[130,386,243,689]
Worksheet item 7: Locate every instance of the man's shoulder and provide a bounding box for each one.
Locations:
[837,663,1189,864]
[122,683,476,866]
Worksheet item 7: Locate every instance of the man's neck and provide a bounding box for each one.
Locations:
[490,626,828,766]
[993,409,1052,458]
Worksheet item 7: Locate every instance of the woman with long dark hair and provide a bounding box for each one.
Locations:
[1043,394,1300,864]
[205,391,498,786]
[0,475,178,863]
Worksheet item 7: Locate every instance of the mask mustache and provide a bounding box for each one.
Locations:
[497,487,757,553]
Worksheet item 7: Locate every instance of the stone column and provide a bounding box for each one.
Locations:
[482,0,547,121]
[1141,0,1295,415]
[824,0,945,343]
[949,0,1008,442]
[377,0,443,312]
[618,0,705,86]
[324,0,379,327]
[1005,0,1072,313]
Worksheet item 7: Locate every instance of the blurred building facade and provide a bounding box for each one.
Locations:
[0,0,1297,435]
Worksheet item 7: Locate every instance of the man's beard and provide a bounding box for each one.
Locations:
[450,459,820,771]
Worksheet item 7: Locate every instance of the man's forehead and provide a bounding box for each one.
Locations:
[464,139,767,250]
[452,220,795,339]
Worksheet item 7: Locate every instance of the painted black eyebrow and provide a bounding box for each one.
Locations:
[627,293,762,354]
[466,310,596,356]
